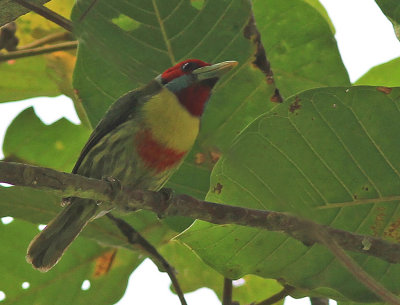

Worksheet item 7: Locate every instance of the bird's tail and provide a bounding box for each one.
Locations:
[26,199,98,272]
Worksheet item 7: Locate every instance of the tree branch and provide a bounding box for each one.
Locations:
[1,161,400,265]
[0,41,77,62]
[3,162,400,303]
[0,161,400,263]
[13,0,73,32]
[106,213,187,305]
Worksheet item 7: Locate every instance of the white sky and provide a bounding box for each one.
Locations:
[0,0,399,304]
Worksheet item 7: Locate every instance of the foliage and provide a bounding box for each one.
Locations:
[0,0,400,304]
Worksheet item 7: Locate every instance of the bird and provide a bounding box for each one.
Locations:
[26,59,238,271]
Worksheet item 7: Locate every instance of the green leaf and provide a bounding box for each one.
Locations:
[375,0,400,40]
[253,0,350,98]
[355,57,400,86]
[179,86,400,302]
[160,241,284,304]
[0,57,59,103]
[2,107,90,172]
[0,0,49,26]
[0,218,141,305]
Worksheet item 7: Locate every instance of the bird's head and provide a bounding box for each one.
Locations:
[158,59,238,117]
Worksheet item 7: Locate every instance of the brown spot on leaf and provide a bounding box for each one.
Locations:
[194,152,205,165]
[93,249,117,277]
[209,150,221,163]
[384,218,400,242]
[376,86,392,94]
[289,97,301,113]
[212,182,223,194]
[353,194,358,199]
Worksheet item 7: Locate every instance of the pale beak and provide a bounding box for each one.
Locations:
[193,61,238,80]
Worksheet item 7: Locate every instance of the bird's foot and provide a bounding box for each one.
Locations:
[157,188,174,218]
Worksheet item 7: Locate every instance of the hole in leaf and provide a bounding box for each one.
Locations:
[38,224,46,231]
[81,280,91,291]
[111,14,140,31]
[191,0,204,10]
[1,217,14,225]
[232,278,245,287]
[21,282,30,289]
[0,291,5,301]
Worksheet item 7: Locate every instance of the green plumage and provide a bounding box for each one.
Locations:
[26,80,179,271]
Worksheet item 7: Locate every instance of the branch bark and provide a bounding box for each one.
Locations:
[1,161,400,266]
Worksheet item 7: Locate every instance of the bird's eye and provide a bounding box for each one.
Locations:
[181,62,198,72]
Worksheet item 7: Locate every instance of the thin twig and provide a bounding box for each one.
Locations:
[106,213,188,305]
[222,278,233,305]
[255,285,295,305]
[18,32,74,50]
[13,0,73,32]
[0,41,77,62]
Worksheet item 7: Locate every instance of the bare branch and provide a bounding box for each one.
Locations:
[13,0,73,32]
[1,161,400,265]
[0,41,77,62]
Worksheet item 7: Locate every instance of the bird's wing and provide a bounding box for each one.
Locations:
[72,80,162,174]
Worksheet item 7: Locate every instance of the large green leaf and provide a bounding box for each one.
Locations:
[2,107,90,172]
[0,218,141,305]
[253,0,350,98]
[179,86,400,302]
[355,57,400,86]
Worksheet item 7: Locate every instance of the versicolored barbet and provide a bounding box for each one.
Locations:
[26,59,238,271]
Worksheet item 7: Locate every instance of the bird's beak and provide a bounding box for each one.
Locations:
[193,61,238,81]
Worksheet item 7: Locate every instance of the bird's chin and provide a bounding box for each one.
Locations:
[200,77,218,88]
